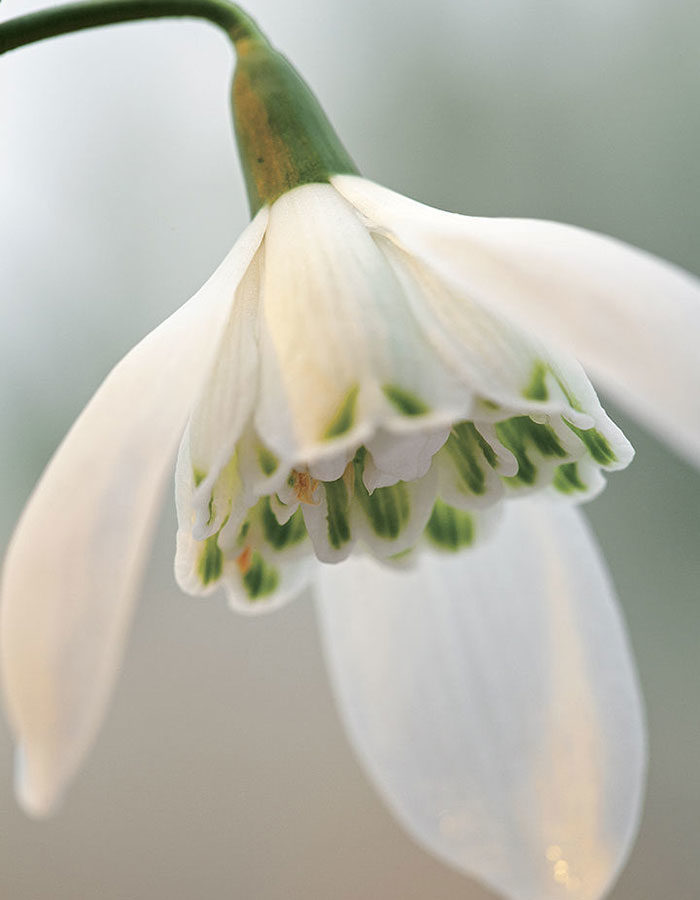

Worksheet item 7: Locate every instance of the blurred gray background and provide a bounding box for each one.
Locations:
[1,0,698,897]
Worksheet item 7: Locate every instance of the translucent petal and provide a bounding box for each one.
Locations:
[333,174,700,466]
[0,212,267,817]
[316,499,646,900]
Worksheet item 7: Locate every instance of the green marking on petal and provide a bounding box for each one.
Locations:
[197,535,223,585]
[237,520,251,545]
[389,548,413,561]
[472,427,499,469]
[553,462,587,494]
[524,361,549,402]
[324,385,359,439]
[324,477,352,549]
[365,483,411,538]
[552,372,583,413]
[261,498,307,550]
[383,384,430,417]
[354,458,411,539]
[425,500,475,550]
[497,416,567,487]
[565,422,617,466]
[495,420,536,485]
[257,445,279,476]
[193,467,207,488]
[528,422,566,458]
[242,551,279,599]
[446,423,488,495]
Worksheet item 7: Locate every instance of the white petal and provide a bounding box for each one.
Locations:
[0,211,267,817]
[173,428,245,597]
[302,485,358,564]
[434,436,505,511]
[352,464,439,560]
[365,426,449,485]
[222,550,313,617]
[334,181,633,479]
[186,248,263,532]
[333,175,700,466]
[256,183,466,464]
[316,499,645,900]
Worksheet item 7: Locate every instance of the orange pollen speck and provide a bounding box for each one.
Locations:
[236,545,253,574]
[292,470,319,504]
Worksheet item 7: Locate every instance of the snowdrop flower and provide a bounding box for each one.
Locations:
[1,5,699,900]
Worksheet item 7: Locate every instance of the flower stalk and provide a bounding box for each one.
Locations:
[0,0,260,53]
[0,0,358,212]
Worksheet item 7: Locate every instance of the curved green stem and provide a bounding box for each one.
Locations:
[0,0,264,54]
[0,0,358,214]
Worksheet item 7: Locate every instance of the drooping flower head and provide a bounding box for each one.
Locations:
[1,4,699,900]
[172,24,634,613]
[175,177,633,612]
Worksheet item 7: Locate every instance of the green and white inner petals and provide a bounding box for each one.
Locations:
[435,421,509,511]
[301,448,440,564]
[175,436,312,614]
[186,253,263,541]
[372,222,632,500]
[174,180,635,613]
[333,172,700,467]
[253,183,471,466]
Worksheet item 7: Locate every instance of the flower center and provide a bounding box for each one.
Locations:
[291,470,319,505]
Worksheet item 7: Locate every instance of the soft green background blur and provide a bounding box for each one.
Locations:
[1,0,698,897]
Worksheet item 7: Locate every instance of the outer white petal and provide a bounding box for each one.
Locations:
[316,499,645,900]
[333,175,700,466]
[0,211,267,817]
